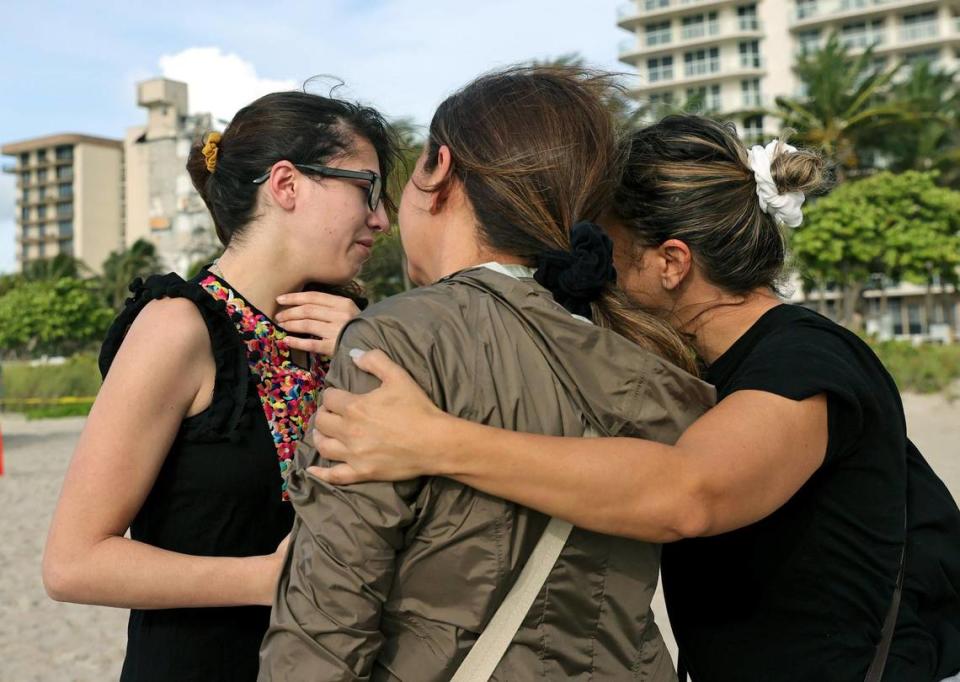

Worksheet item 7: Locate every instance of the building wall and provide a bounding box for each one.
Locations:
[74,143,123,274]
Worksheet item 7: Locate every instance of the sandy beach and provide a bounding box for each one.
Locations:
[1,395,958,681]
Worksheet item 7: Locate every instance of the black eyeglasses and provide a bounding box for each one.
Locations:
[252,163,383,211]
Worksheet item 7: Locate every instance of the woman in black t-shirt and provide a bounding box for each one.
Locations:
[42,91,399,681]
[302,116,960,681]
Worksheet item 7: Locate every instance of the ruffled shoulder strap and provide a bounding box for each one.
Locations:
[98,273,249,441]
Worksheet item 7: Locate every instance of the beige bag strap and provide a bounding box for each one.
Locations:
[449,426,598,682]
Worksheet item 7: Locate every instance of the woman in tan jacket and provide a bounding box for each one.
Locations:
[257,67,714,681]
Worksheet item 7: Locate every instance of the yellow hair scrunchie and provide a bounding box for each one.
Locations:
[201,132,222,173]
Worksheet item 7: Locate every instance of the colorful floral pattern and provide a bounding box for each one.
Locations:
[200,274,326,499]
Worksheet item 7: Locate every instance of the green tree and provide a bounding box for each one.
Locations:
[0,278,114,358]
[101,239,164,311]
[21,253,90,281]
[883,60,959,184]
[792,171,960,329]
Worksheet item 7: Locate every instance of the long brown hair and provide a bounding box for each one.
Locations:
[423,66,696,373]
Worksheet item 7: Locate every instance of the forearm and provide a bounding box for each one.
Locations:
[430,415,708,543]
[43,535,274,609]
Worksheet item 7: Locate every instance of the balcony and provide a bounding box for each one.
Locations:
[680,21,721,41]
[792,0,943,28]
[617,0,738,27]
[840,30,887,48]
[899,22,939,43]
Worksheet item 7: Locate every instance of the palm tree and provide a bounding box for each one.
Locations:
[883,60,959,183]
[100,239,164,310]
[21,253,90,281]
[770,33,918,181]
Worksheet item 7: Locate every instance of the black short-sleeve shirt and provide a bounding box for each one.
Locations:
[661,304,960,682]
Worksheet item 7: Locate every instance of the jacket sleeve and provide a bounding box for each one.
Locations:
[258,317,433,682]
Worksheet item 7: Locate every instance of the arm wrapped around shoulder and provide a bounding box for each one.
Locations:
[258,317,431,681]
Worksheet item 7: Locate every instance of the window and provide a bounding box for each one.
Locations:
[58,183,72,198]
[686,85,722,112]
[737,4,758,31]
[741,78,762,107]
[840,0,870,9]
[645,21,672,46]
[797,29,822,55]
[743,115,764,142]
[37,149,47,162]
[57,202,72,217]
[904,49,941,68]
[681,12,719,40]
[38,187,46,201]
[901,11,938,42]
[55,145,73,161]
[684,47,720,76]
[38,205,46,220]
[61,240,74,257]
[841,19,886,49]
[21,207,30,221]
[740,40,762,68]
[58,221,72,237]
[37,168,47,182]
[38,241,46,259]
[20,171,30,184]
[649,91,676,107]
[19,152,29,165]
[648,55,674,82]
[56,165,72,180]
[796,0,818,20]
[907,302,923,334]
[644,0,669,10]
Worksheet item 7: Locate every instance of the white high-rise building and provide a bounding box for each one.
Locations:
[617,0,960,138]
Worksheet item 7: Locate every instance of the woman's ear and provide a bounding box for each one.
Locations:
[266,160,298,211]
[658,239,693,291]
[428,145,455,215]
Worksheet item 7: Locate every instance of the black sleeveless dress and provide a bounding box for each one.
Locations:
[99,269,325,682]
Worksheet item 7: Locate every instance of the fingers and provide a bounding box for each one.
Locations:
[275,303,356,326]
[349,348,416,386]
[320,388,357,418]
[278,318,340,340]
[306,464,369,486]
[276,291,360,311]
[284,334,335,357]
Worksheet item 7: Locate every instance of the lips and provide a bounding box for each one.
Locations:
[356,238,375,249]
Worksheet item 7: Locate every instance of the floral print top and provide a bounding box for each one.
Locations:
[199,273,327,499]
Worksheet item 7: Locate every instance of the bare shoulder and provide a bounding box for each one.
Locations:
[122,297,211,360]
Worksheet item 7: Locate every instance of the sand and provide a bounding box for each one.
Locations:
[0,394,957,681]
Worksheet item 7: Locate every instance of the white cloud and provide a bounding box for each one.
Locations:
[158,47,298,123]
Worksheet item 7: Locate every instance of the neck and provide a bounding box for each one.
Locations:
[214,239,306,320]
[671,287,782,364]
[427,213,530,282]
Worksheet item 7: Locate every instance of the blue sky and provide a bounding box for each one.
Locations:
[0,0,635,273]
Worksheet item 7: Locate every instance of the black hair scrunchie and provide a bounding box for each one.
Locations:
[534,221,617,318]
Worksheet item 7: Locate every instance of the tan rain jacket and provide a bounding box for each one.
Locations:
[259,265,715,681]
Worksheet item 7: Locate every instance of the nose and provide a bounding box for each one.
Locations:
[368,201,390,234]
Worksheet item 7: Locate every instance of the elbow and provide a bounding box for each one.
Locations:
[663,471,717,541]
[42,557,72,602]
[42,549,83,603]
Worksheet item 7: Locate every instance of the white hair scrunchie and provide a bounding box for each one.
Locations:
[747,140,805,228]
